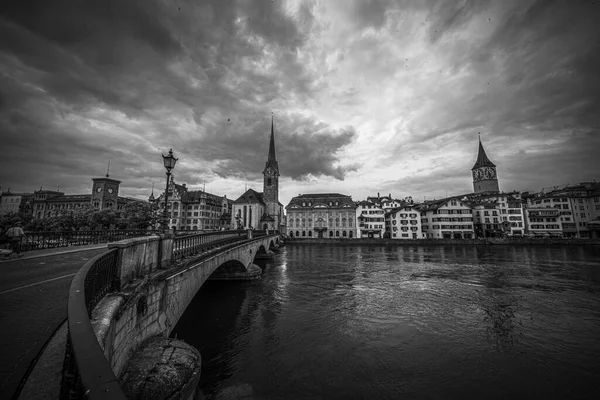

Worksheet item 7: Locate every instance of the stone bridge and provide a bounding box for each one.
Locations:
[62,230,282,400]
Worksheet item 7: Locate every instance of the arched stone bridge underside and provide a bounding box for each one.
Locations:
[89,233,281,389]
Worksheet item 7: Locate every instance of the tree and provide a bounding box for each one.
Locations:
[120,202,155,230]
[91,208,122,230]
[1,211,34,232]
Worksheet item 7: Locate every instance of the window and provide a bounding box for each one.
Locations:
[267,178,272,186]
[308,231,312,237]
[336,231,340,237]
[302,231,306,237]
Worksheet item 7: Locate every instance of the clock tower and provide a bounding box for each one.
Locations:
[91,175,121,210]
[471,135,500,194]
[262,116,281,229]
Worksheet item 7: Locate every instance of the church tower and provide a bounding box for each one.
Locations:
[262,116,281,228]
[471,134,500,193]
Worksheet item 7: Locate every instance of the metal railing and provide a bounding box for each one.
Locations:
[22,230,155,251]
[60,248,127,399]
[172,230,246,260]
[61,230,280,399]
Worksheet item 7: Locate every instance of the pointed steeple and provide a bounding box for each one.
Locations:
[268,115,276,162]
[471,133,496,170]
[149,182,155,200]
[264,115,279,173]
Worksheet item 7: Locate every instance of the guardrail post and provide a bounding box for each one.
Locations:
[247,229,253,239]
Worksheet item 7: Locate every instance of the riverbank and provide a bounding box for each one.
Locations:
[286,238,600,245]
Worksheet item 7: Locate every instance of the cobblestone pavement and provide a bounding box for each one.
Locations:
[0,248,108,400]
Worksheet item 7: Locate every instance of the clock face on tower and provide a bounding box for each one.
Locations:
[108,188,114,194]
[96,187,102,192]
[483,167,496,179]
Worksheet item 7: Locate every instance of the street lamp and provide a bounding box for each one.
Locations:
[161,148,178,233]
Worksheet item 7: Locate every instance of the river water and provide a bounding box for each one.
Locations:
[172,244,600,400]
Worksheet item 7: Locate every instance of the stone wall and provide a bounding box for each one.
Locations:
[287,238,600,246]
[90,234,278,379]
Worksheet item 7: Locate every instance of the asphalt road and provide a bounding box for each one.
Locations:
[0,249,107,400]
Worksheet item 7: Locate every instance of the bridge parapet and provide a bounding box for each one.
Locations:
[61,230,280,399]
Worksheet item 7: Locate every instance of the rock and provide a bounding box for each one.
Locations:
[120,337,201,400]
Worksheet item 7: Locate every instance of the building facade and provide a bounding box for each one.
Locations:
[286,193,356,238]
[525,182,600,238]
[32,176,145,220]
[388,205,424,239]
[0,191,33,216]
[418,198,474,239]
[356,200,385,238]
[524,207,563,237]
[154,178,231,231]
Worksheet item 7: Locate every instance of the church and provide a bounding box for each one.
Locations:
[231,117,283,231]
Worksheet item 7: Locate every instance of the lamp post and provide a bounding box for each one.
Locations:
[161,148,178,233]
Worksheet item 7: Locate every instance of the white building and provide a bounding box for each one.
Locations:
[356,200,385,238]
[527,182,600,238]
[286,193,356,239]
[388,205,423,239]
[418,198,474,239]
[524,207,563,237]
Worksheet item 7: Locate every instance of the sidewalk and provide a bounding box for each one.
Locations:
[0,243,108,264]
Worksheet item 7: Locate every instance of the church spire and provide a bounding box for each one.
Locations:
[268,114,276,163]
[149,182,155,200]
[264,115,279,173]
[471,133,496,170]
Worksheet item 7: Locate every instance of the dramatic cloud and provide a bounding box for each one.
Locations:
[0,0,599,205]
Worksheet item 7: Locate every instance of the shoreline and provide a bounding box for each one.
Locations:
[285,238,600,246]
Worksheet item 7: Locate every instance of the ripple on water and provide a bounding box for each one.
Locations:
[173,245,600,400]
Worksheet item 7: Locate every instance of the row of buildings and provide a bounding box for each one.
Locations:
[2,122,598,239]
[284,139,600,240]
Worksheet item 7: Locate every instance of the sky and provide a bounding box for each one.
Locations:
[1,0,599,207]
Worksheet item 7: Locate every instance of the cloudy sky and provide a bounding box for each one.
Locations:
[1,0,599,206]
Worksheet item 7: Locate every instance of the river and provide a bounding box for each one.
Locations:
[172,244,600,400]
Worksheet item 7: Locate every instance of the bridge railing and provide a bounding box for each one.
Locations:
[22,229,155,251]
[60,248,127,400]
[172,230,247,261]
[61,230,280,399]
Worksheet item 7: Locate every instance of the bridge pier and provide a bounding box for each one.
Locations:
[208,263,262,281]
[255,250,275,259]
[120,337,201,400]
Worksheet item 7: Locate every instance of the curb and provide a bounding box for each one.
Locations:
[15,319,68,400]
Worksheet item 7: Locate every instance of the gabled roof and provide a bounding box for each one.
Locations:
[260,213,275,222]
[233,188,265,205]
[472,137,496,170]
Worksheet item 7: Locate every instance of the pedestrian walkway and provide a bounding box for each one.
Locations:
[0,243,108,264]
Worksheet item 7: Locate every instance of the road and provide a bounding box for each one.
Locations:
[0,249,107,400]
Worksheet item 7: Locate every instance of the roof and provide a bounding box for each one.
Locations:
[46,194,91,203]
[233,189,265,205]
[471,137,496,170]
[260,213,275,222]
[183,190,222,205]
[286,193,355,209]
